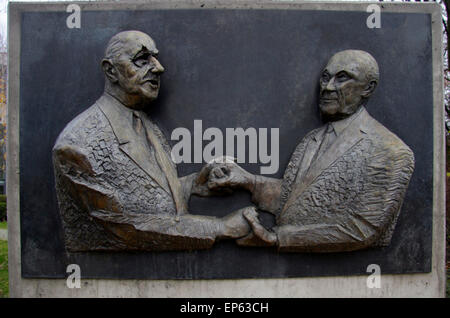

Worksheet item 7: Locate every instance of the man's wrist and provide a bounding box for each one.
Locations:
[243,173,257,193]
[215,217,227,240]
[184,173,195,190]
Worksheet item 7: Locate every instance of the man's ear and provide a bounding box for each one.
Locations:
[102,59,118,83]
[362,80,377,98]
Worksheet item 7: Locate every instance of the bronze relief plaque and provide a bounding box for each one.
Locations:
[18,6,433,279]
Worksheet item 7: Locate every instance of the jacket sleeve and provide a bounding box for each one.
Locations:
[276,221,378,253]
[276,140,415,253]
[250,176,283,214]
[53,144,222,251]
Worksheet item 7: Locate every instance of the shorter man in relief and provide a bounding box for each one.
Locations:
[207,50,415,252]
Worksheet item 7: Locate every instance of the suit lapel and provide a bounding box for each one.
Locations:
[283,109,370,212]
[97,94,171,194]
[293,128,326,185]
[304,122,366,187]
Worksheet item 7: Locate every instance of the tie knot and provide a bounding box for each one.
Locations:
[326,123,334,134]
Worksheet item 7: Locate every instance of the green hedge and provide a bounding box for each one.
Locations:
[0,240,8,297]
[0,195,5,221]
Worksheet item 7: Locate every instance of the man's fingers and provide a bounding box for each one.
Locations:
[207,169,233,189]
[208,179,227,189]
[194,182,233,196]
[196,163,215,184]
[243,209,264,234]
[243,207,258,222]
[201,164,229,182]
[236,232,274,247]
[207,180,217,189]
[212,167,225,178]
[242,209,276,245]
[236,233,256,246]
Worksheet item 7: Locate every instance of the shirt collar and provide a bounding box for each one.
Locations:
[98,93,148,145]
[104,93,134,119]
[103,92,149,126]
[330,106,365,136]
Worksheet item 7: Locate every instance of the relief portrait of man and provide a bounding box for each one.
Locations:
[207,50,415,253]
[52,30,253,252]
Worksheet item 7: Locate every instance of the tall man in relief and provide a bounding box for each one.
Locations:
[207,50,415,252]
[53,31,252,252]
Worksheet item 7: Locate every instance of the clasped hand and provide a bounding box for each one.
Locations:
[195,159,277,246]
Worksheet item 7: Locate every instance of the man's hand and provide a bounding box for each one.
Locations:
[207,162,255,192]
[218,206,256,239]
[190,162,233,197]
[236,209,277,246]
[192,156,246,196]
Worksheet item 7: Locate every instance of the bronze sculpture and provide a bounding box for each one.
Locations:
[53,31,414,254]
[207,50,415,252]
[53,31,253,251]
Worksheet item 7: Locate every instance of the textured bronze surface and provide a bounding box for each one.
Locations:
[53,32,414,253]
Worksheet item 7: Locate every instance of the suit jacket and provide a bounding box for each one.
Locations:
[274,107,414,252]
[53,93,218,252]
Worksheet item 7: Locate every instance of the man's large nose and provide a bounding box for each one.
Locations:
[325,77,336,91]
[151,57,165,74]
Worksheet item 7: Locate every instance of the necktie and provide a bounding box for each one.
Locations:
[134,111,188,215]
[133,111,144,136]
[311,123,336,165]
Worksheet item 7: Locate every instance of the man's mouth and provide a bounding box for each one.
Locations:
[144,79,159,89]
[320,92,338,99]
[320,97,337,102]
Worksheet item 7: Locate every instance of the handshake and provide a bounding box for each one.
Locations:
[192,157,277,247]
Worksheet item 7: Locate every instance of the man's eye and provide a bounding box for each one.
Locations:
[133,54,150,67]
[321,73,330,82]
[134,58,148,67]
[336,72,350,82]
